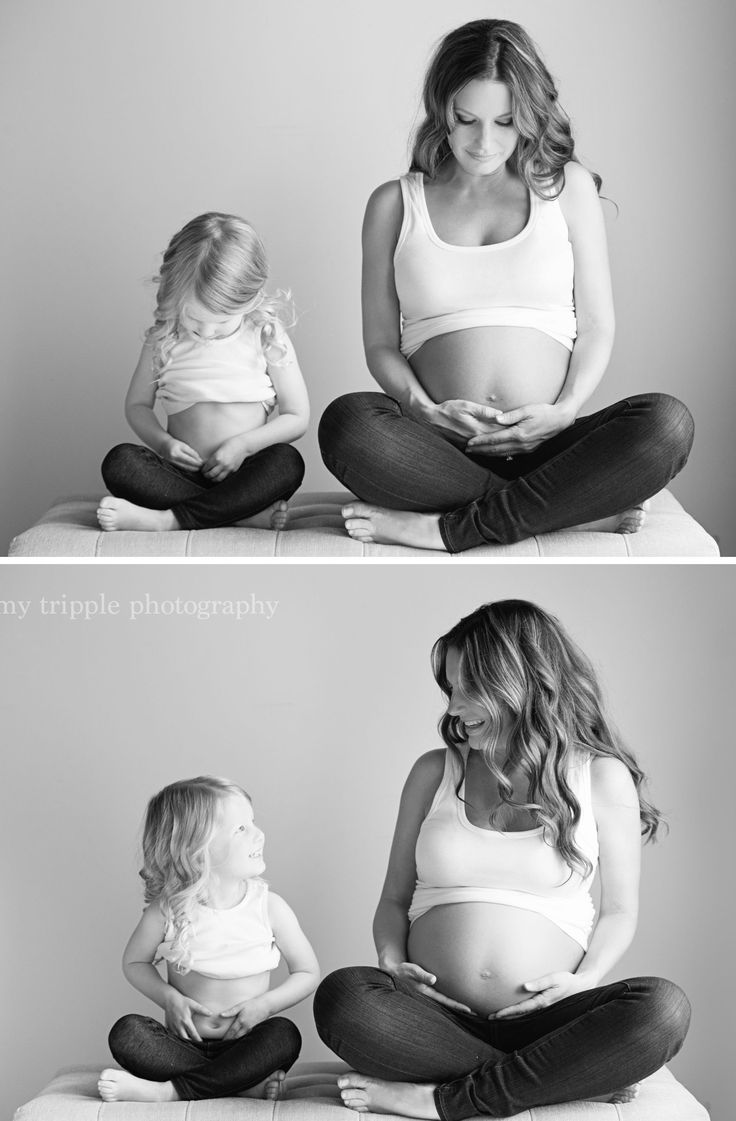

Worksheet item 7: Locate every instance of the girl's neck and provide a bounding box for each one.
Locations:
[205,875,249,910]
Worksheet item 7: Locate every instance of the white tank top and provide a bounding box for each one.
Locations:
[409,747,598,948]
[394,172,577,359]
[156,877,281,978]
[155,319,282,415]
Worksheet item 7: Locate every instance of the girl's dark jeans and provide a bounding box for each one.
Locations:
[101,442,305,530]
[313,966,691,1121]
[108,1013,301,1099]
[318,392,694,552]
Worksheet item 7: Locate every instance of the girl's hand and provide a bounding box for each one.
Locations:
[428,399,503,440]
[202,438,248,482]
[385,961,473,1013]
[490,971,594,1019]
[163,990,213,1042]
[164,439,204,474]
[218,995,270,1039]
[466,402,575,455]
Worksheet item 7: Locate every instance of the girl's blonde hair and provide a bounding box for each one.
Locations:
[411,19,601,198]
[145,212,294,376]
[140,775,251,973]
[432,600,662,878]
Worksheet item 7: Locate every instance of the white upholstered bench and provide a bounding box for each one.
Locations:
[13,1061,709,1121]
[7,490,719,558]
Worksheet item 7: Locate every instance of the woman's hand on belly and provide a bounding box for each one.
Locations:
[385,961,473,1014]
[425,399,503,441]
[217,993,272,1040]
[466,401,576,456]
[491,970,595,1020]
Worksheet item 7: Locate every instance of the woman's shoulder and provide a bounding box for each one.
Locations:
[556,161,600,218]
[405,748,448,791]
[364,179,406,232]
[590,755,638,804]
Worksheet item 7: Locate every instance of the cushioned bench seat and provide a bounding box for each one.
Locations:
[8,490,718,558]
[13,1061,709,1121]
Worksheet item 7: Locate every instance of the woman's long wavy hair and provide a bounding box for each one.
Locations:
[146,212,294,377]
[410,19,600,198]
[432,600,661,878]
[140,775,251,973]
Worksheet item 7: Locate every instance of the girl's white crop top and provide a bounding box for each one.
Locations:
[393,172,577,359]
[156,877,281,979]
[155,319,282,415]
[408,747,598,949]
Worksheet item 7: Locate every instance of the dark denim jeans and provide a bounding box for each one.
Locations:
[313,967,691,1121]
[101,442,305,530]
[318,392,694,551]
[108,1013,301,1100]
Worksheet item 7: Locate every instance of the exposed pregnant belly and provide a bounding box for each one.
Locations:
[166,967,271,1039]
[167,402,269,461]
[408,903,584,1017]
[411,327,571,414]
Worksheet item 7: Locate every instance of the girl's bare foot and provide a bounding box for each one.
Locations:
[573,500,650,535]
[235,500,289,530]
[342,504,446,551]
[97,1068,178,1102]
[97,497,179,532]
[337,1073,439,1118]
[240,1069,287,1100]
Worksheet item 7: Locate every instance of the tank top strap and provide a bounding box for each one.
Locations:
[425,747,462,817]
[395,173,425,256]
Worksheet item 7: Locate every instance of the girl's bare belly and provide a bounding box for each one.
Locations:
[167,967,270,1040]
[411,327,570,414]
[408,903,583,1017]
[167,402,269,460]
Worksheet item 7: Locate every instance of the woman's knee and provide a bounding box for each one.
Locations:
[631,976,692,1054]
[318,392,396,461]
[635,394,695,464]
[313,966,387,1041]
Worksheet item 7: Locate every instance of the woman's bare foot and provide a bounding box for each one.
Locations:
[342,504,446,551]
[573,500,650,535]
[97,497,179,532]
[240,1069,287,1100]
[587,1083,640,1104]
[97,1068,178,1102]
[235,500,289,530]
[337,1073,439,1118]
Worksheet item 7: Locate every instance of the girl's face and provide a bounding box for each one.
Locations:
[444,646,491,748]
[447,79,519,177]
[179,295,246,341]
[208,794,266,881]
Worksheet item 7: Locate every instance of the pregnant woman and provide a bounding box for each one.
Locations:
[318,20,694,551]
[314,600,690,1118]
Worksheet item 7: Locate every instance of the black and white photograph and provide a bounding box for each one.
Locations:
[2,3,734,1121]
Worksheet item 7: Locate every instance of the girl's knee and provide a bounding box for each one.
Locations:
[108,1013,150,1059]
[268,442,305,489]
[101,443,145,489]
[265,1016,302,1067]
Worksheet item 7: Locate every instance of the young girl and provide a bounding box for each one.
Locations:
[98,776,320,1103]
[98,213,310,533]
[314,599,691,1117]
[318,19,693,551]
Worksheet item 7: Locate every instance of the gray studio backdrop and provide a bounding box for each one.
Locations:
[2,563,731,1120]
[2,0,735,552]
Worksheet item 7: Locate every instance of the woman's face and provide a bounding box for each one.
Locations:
[447,78,519,177]
[444,646,491,747]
